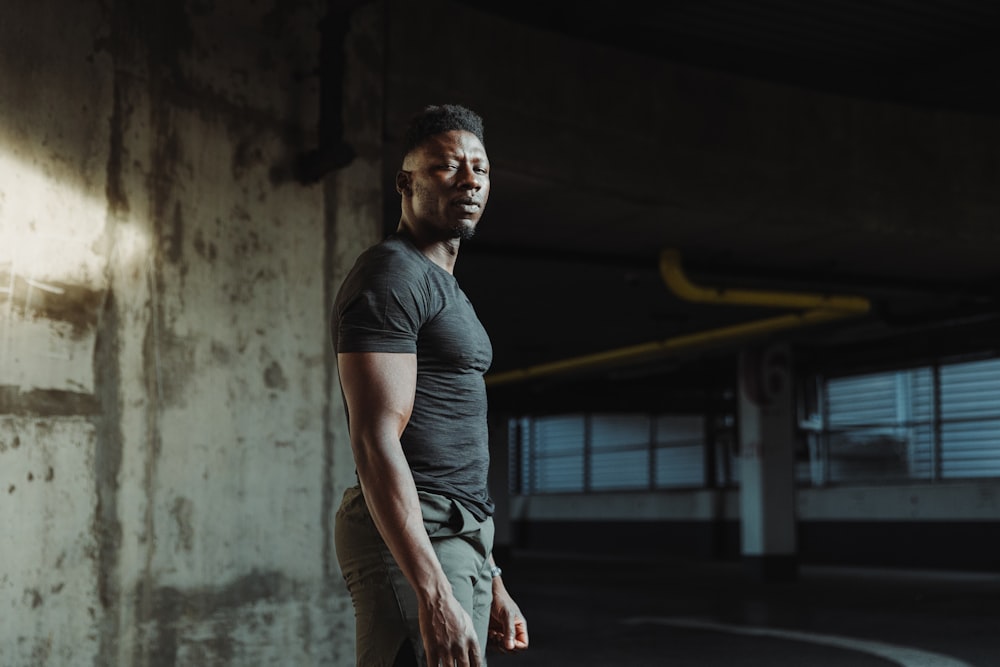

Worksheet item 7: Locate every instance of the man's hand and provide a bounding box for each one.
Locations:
[419,589,482,667]
[487,581,529,654]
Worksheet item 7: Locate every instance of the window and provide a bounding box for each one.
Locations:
[510,412,720,494]
[938,357,1000,478]
[510,356,1000,495]
[815,356,1000,483]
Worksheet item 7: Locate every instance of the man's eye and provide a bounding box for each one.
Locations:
[475,167,489,175]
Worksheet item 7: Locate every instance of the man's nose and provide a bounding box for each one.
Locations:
[457,164,481,189]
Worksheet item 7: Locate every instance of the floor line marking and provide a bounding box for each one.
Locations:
[622,616,975,667]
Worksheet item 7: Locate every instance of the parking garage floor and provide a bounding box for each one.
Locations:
[488,552,1000,667]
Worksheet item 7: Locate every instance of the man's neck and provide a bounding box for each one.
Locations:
[396,224,459,274]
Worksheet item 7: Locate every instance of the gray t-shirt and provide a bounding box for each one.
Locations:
[331,234,495,520]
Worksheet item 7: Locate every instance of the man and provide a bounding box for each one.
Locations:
[332,104,529,667]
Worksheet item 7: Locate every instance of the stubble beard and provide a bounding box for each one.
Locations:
[456,224,477,242]
[452,218,478,242]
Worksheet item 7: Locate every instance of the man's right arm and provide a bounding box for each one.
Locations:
[337,351,483,667]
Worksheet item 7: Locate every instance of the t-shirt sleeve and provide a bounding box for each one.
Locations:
[334,251,428,354]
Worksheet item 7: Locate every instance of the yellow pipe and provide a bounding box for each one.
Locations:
[485,249,872,387]
[659,249,870,313]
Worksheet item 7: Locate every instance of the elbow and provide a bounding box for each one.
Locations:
[350,430,405,483]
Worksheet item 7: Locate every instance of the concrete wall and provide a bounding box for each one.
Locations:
[0,1,382,665]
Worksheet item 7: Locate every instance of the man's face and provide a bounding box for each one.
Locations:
[397,130,490,241]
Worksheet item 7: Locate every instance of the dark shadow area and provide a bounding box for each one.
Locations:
[490,552,1000,666]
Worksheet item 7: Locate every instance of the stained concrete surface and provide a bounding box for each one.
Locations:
[489,552,1000,667]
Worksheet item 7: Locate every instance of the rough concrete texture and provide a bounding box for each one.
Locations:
[1,418,101,665]
[0,0,375,665]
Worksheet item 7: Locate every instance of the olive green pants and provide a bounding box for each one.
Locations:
[335,485,495,667]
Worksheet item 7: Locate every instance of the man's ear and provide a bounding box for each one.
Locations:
[395,170,411,196]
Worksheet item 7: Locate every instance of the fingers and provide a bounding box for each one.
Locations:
[425,626,482,667]
[420,597,482,667]
[508,615,529,650]
[427,640,482,667]
[504,620,517,651]
[486,616,528,653]
[435,657,474,667]
[487,628,508,651]
[513,616,529,649]
[428,651,478,667]
[500,614,528,652]
[486,598,530,653]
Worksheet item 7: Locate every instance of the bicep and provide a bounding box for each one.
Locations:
[337,352,417,441]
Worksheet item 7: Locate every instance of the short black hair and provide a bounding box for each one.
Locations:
[401,104,485,159]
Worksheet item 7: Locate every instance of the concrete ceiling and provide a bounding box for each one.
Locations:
[377,1,1000,412]
[471,0,1000,118]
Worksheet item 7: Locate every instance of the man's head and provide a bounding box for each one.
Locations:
[401,104,485,161]
[396,104,490,243]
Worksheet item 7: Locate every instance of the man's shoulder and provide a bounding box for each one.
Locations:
[337,236,438,307]
[356,235,427,275]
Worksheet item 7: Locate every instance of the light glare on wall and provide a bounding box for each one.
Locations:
[0,148,149,393]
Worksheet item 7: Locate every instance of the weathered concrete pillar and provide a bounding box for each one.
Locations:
[738,342,798,582]
[0,1,385,665]
[325,1,386,663]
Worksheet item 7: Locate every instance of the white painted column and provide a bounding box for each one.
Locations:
[738,342,798,581]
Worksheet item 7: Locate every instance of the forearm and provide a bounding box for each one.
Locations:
[354,434,451,602]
